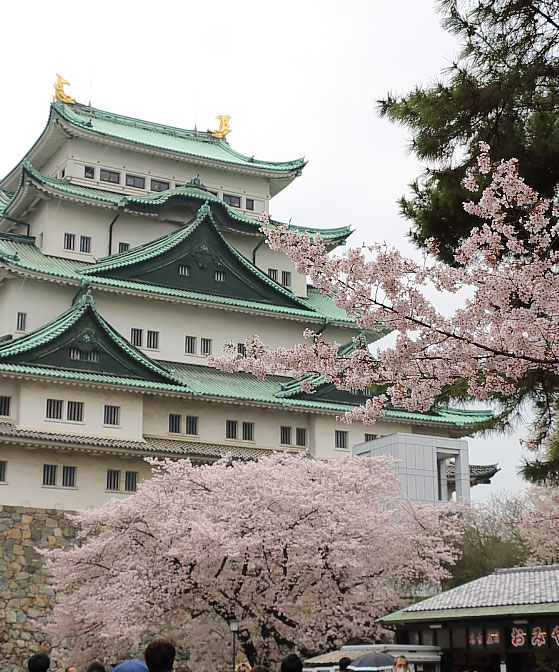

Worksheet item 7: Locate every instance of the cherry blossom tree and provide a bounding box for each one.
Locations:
[213,144,559,483]
[43,454,459,668]
[519,485,559,564]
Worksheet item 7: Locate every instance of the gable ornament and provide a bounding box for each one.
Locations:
[53,74,76,104]
[208,115,231,139]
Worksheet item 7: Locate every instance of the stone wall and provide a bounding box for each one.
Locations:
[0,505,78,672]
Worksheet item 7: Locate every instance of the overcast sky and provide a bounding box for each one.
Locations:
[1,0,529,498]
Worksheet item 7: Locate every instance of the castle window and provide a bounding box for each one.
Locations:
[281,271,292,287]
[169,414,181,433]
[185,336,197,354]
[178,264,191,276]
[237,343,247,357]
[226,420,238,439]
[151,179,169,192]
[16,312,26,332]
[242,421,254,441]
[46,399,63,420]
[62,466,76,488]
[335,430,348,449]
[296,428,307,447]
[100,169,120,184]
[43,464,57,486]
[84,166,95,179]
[146,330,159,349]
[246,198,254,211]
[214,270,226,282]
[185,416,198,435]
[0,461,6,482]
[106,469,120,491]
[268,268,278,282]
[201,338,212,356]
[126,174,145,189]
[87,350,100,363]
[104,405,120,426]
[125,471,138,492]
[67,401,84,422]
[118,242,130,253]
[131,328,143,347]
[64,233,75,251]
[280,426,292,445]
[80,236,91,253]
[364,433,378,442]
[69,347,81,360]
[0,396,11,417]
[223,194,241,208]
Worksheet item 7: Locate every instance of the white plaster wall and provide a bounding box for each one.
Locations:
[94,289,354,364]
[44,137,271,209]
[311,417,413,459]
[0,379,19,423]
[0,444,152,510]
[143,395,311,452]
[18,381,144,440]
[0,279,75,338]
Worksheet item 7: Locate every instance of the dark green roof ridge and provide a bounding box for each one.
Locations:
[81,203,313,311]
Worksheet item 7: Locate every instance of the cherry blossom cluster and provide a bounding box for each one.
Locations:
[42,454,460,668]
[212,145,559,450]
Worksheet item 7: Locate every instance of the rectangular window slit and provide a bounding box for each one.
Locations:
[62,466,76,488]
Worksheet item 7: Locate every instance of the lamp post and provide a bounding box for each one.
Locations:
[229,619,238,672]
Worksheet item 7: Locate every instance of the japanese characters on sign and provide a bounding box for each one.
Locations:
[511,628,526,648]
[531,626,546,647]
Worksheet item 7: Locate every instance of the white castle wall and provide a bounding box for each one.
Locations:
[40,137,271,211]
[18,381,144,440]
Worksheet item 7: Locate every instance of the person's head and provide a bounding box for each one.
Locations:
[144,639,176,672]
[252,666,270,672]
[281,654,302,672]
[339,658,352,672]
[393,657,408,672]
[28,653,50,672]
[39,643,52,656]
[112,660,148,672]
[65,667,77,672]
[87,662,106,672]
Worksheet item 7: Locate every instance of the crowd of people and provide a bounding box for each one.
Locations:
[26,641,420,672]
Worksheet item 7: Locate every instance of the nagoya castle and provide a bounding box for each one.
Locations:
[0,76,499,668]
[0,77,497,513]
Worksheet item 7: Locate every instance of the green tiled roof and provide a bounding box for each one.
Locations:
[54,102,306,176]
[6,162,351,246]
[165,363,492,426]
[82,203,312,310]
[0,224,360,328]
[0,188,14,216]
[0,292,181,387]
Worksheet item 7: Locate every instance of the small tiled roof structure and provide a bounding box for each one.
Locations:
[447,462,500,486]
[381,565,559,623]
[0,421,276,461]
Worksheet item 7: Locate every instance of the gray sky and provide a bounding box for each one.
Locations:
[1,0,529,498]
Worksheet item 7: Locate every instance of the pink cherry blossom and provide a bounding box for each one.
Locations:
[42,454,460,668]
[212,145,559,457]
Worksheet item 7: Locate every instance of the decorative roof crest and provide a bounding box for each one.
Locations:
[185,173,207,190]
[208,115,231,139]
[53,74,75,104]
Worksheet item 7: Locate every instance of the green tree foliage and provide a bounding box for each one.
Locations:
[378,0,559,263]
[443,492,529,589]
